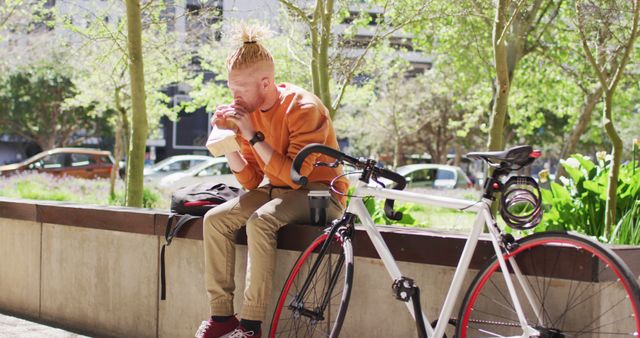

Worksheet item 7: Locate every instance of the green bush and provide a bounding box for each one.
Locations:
[539,153,640,244]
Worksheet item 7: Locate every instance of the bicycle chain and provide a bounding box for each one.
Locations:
[465,318,521,328]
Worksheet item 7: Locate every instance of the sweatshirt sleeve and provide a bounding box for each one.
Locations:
[232,135,266,190]
[264,103,329,188]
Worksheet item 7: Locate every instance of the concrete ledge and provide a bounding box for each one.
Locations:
[39,203,156,235]
[0,200,37,221]
[3,196,640,277]
[8,197,639,277]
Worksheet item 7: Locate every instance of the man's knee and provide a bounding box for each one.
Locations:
[245,211,282,238]
[203,207,233,237]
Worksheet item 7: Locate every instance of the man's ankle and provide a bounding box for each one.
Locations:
[239,319,262,333]
[211,315,235,323]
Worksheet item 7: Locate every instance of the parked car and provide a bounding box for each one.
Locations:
[0,148,115,179]
[143,155,213,183]
[374,164,473,190]
[156,157,249,191]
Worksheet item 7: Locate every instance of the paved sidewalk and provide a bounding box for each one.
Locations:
[0,313,89,337]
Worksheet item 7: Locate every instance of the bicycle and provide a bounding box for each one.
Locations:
[269,144,640,338]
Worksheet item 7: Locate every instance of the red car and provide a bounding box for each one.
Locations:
[0,148,115,179]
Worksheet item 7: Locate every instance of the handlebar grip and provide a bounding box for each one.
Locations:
[378,168,407,221]
[291,143,350,186]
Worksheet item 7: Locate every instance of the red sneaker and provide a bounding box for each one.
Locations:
[227,325,262,338]
[195,316,239,338]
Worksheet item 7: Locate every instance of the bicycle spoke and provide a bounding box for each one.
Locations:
[458,233,640,338]
[523,247,555,326]
[573,296,635,336]
[271,233,353,338]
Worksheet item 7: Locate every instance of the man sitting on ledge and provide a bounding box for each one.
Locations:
[195,24,348,338]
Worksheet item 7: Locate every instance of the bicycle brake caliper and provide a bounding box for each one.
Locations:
[392,277,417,302]
[500,233,518,251]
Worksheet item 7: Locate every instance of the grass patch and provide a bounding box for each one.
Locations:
[359,187,482,232]
[0,172,166,209]
[405,203,478,232]
[1,174,484,233]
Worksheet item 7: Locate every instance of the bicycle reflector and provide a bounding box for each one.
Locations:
[529,150,542,158]
[500,176,543,230]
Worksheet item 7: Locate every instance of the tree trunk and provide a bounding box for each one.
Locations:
[124,0,148,208]
[318,0,333,114]
[393,137,401,169]
[603,93,623,236]
[119,103,131,199]
[310,1,321,98]
[453,143,463,166]
[488,0,510,152]
[110,117,123,200]
[556,86,603,180]
[110,87,125,200]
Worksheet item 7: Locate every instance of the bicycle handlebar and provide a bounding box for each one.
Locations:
[291,143,407,221]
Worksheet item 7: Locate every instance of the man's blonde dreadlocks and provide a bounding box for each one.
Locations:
[226,24,274,71]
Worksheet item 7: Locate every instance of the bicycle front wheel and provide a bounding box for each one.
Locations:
[458,232,640,338]
[269,231,354,338]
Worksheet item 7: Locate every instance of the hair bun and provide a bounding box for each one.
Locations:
[233,23,271,45]
[226,23,274,70]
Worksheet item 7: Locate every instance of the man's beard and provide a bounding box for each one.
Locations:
[248,94,267,112]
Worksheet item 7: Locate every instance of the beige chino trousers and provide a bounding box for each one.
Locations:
[203,183,344,321]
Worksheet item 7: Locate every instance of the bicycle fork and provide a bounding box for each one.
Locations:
[288,214,354,322]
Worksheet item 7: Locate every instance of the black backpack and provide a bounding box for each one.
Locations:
[160,183,243,300]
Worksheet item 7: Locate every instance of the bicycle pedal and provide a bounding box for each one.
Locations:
[392,277,416,302]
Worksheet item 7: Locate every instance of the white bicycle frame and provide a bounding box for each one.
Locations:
[346,180,542,338]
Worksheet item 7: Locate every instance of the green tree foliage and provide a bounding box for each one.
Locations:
[0,63,109,150]
[334,50,484,166]
[408,0,566,152]
[56,0,197,206]
[0,0,49,40]
[575,0,640,233]
[277,0,432,118]
[507,55,579,156]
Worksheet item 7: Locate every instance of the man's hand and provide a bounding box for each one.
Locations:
[224,104,256,140]
[211,104,238,131]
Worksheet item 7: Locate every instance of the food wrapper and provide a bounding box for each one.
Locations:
[206,125,240,156]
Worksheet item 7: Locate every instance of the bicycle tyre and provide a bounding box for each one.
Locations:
[269,232,354,338]
[457,231,640,338]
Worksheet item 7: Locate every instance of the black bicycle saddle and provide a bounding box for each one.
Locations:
[467,145,538,168]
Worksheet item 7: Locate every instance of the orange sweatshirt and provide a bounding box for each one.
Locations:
[233,83,349,205]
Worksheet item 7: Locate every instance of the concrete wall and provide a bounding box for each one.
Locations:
[0,218,41,318]
[40,224,158,337]
[0,215,471,337]
[1,198,639,337]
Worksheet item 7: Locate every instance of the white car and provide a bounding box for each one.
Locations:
[143,155,213,183]
[157,157,245,191]
[373,164,473,190]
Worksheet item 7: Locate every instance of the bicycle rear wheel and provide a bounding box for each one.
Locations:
[458,232,640,338]
[270,231,354,338]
